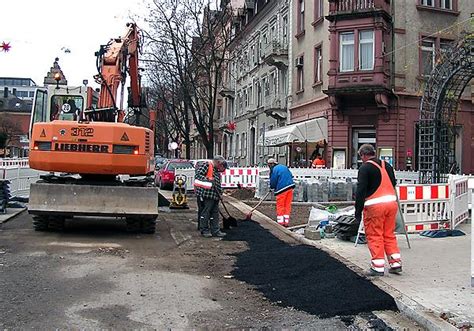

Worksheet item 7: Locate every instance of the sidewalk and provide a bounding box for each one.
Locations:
[317,224,473,329]
[0,208,26,224]
[225,196,472,330]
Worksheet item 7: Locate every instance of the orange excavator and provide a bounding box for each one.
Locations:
[28,23,159,233]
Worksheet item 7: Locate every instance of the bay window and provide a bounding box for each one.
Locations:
[359,30,374,70]
[340,32,354,72]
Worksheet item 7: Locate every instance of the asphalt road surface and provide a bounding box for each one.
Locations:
[0,205,419,329]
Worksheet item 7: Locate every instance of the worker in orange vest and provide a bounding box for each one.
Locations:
[311,153,326,168]
[355,144,402,276]
[195,156,228,238]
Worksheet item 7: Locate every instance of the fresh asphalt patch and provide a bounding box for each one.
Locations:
[224,220,397,318]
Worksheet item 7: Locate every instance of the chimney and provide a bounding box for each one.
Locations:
[12,88,17,96]
[3,87,8,98]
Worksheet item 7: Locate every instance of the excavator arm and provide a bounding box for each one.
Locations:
[89,23,143,122]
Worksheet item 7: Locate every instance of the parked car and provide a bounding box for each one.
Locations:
[154,156,168,169]
[155,159,193,189]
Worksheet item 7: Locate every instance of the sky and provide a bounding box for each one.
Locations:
[0,0,144,88]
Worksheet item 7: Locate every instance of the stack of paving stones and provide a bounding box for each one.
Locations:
[292,180,307,202]
[306,179,329,202]
[257,177,355,203]
[329,179,354,201]
[0,180,10,213]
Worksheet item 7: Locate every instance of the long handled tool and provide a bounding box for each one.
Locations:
[245,190,271,221]
[220,198,238,228]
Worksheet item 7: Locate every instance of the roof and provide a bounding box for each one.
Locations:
[257,117,328,147]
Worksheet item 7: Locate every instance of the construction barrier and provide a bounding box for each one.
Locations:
[221,168,259,188]
[396,183,451,232]
[449,175,469,229]
[175,167,260,191]
[0,158,42,198]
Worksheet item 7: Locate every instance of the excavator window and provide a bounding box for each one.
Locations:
[50,95,84,121]
[30,89,48,138]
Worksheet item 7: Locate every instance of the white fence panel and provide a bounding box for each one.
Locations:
[449,175,470,229]
[0,158,42,198]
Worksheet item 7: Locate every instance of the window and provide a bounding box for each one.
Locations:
[421,38,435,76]
[244,88,249,108]
[270,71,276,94]
[50,95,84,121]
[440,0,452,9]
[296,55,304,91]
[236,134,240,156]
[248,85,253,106]
[297,0,305,34]
[314,46,322,83]
[359,30,374,70]
[241,132,247,155]
[440,39,453,56]
[419,0,455,10]
[282,16,288,44]
[340,32,354,72]
[314,0,323,21]
[257,81,262,107]
[263,76,270,97]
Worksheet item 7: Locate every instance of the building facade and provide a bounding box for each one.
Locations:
[0,77,37,101]
[219,0,291,166]
[284,0,473,171]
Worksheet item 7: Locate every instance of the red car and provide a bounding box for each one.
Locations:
[155,159,194,189]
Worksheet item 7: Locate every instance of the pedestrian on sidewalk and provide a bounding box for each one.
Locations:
[355,144,402,276]
[195,155,228,238]
[268,158,295,227]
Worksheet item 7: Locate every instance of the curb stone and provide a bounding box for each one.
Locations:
[0,208,27,225]
[225,195,457,331]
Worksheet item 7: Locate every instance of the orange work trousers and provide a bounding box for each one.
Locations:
[276,189,293,220]
[364,201,401,268]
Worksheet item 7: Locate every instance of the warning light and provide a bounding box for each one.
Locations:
[133,147,139,155]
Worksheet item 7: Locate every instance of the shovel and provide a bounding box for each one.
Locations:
[245,190,271,221]
[220,198,238,229]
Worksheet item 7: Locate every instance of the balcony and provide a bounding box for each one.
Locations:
[325,70,392,111]
[262,41,289,70]
[327,0,391,21]
[263,93,287,120]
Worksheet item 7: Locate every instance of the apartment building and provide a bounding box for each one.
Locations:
[280,0,473,171]
[219,0,291,166]
[0,77,37,100]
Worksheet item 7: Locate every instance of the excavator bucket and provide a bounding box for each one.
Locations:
[28,182,159,217]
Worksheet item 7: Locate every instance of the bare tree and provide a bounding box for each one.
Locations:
[0,115,22,154]
[143,0,234,158]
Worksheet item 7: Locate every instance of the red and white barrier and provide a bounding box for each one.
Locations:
[221,168,259,188]
[396,183,451,233]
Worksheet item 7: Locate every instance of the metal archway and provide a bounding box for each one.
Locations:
[418,33,474,184]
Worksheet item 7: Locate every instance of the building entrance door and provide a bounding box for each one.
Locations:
[352,128,376,168]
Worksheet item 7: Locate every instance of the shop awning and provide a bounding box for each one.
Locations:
[258,117,328,147]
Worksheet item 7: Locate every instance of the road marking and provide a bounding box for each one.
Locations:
[48,242,121,248]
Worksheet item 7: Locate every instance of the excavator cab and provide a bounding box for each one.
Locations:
[29,85,97,137]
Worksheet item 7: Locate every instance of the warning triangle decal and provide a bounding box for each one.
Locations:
[40,129,46,138]
[121,132,129,141]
